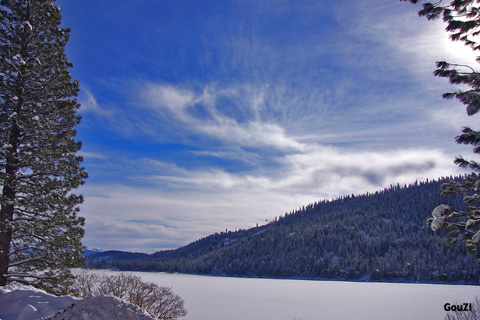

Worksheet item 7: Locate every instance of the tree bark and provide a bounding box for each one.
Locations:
[0,124,20,286]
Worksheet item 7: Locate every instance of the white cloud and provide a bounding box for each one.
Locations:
[276,146,460,197]
[141,83,195,117]
[353,1,478,81]
[79,151,106,159]
[80,184,282,252]
[199,119,306,151]
[138,82,307,151]
[429,102,479,131]
[79,88,114,117]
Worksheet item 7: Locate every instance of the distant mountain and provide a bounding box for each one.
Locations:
[86,176,480,284]
[83,247,105,257]
[86,250,148,262]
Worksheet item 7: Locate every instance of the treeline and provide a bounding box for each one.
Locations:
[86,176,480,283]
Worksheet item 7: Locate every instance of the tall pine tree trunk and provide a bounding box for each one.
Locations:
[0,185,14,286]
[0,124,20,286]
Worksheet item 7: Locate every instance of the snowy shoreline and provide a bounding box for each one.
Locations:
[87,268,480,286]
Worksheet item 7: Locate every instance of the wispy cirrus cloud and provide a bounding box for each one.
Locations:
[141,83,196,118]
[350,0,478,85]
[138,82,307,152]
[79,151,107,160]
[79,88,115,118]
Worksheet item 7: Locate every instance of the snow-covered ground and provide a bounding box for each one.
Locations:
[0,284,155,320]
[0,285,77,320]
[93,270,480,320]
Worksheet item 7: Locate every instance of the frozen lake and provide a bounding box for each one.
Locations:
[92,270,479,320]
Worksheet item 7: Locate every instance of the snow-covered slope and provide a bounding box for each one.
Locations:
[44,295,155,320]
[0,285,155,320]
[0,285,76,320]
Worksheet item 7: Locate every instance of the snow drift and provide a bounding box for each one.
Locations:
[44,295,156,320]
[0,285,156,320]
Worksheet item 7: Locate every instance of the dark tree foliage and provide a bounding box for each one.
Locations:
[0,0,87,294]
[403,0,480,253]
[86,178,480,284]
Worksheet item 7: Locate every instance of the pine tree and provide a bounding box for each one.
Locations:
[404,0,480,253]
[0,0,87,294]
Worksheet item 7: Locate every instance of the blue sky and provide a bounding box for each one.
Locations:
[56,0,478,253]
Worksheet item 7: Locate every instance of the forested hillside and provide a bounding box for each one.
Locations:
[86,176,480,283]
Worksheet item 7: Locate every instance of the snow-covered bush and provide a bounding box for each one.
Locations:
[70,271,187,320]
[45,295,157,320]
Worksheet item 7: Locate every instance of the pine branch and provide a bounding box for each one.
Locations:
[8,256,49,267]
[6,272,54,280]
[8,245,46,256]
[454,157,480,171]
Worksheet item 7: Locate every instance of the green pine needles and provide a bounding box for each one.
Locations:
[0,0,87,294]
[405,0,480,253]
